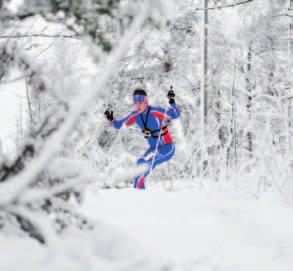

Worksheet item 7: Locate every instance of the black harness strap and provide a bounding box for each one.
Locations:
[151,125,168,133]
[151,130,168,138]
[140,106,151,131]
[140,106,169,138]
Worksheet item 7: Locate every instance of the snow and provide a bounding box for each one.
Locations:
[2,183,293,270]
[82,183,293,271]
[0,72,26,156]
[0,169,292,271]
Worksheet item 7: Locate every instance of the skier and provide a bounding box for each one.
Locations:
[104,88,180,189]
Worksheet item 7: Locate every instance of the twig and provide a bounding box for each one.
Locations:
[0,75,26,84]
[130,77,145,81]
[195,0,254,11]
[1,11,38,21]
[25,77,33,124]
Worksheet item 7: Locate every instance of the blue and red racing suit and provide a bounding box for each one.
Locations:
[111,103,180,189]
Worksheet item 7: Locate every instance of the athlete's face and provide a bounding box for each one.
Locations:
[134,100,148,113]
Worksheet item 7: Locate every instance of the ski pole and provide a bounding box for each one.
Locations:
[148,87,172,185]
[77,104,113,152]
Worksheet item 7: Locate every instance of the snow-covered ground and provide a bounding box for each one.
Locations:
[83,182,293,271]
[0,182,293,270]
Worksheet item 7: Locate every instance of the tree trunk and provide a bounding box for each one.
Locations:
[246,46,253,158]
[287,0,293,153]
[200,0,209,175]
[201,0,208,137]
[228,56,237,169]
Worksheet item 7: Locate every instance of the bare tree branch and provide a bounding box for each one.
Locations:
[0,11,40,21]
[25,78,33,124]
[273,14,293,18]
[195,0,254,11]
[277,36,293,40]
[0,34,81,40]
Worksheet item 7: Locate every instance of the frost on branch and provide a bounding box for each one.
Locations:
[0,41,86,244]
[0,41,47,92]
[0,0,158,249]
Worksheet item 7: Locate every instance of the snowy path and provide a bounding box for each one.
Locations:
[83,185,293,271]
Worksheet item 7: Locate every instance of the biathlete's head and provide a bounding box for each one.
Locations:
[133,88,148,113]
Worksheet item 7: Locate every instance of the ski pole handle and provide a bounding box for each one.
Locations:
[106,104,113,111]
[104,104,114,121]
[167,86,175,104]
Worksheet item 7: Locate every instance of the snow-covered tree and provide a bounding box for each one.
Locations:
[0,0,174,257]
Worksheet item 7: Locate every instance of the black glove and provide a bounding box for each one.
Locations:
[104,105,114,121]
[167,87,175,104]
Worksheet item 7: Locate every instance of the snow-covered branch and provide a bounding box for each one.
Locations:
[19,177,86,204]
[0,42,47,91]
[7,205,56,245]
[0,0,153,206]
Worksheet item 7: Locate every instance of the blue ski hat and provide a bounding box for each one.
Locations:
[133,88,147,103]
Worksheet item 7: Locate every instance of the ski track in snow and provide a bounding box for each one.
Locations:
[82,183,293,271]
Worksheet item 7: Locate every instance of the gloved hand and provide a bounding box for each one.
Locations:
[167,86,175,104]
[104,105,114,121]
